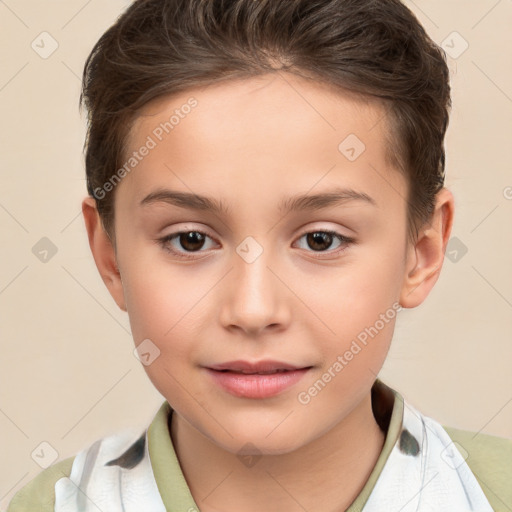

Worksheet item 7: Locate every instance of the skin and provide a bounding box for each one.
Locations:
[83,72,454,512]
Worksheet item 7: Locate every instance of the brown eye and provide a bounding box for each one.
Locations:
[295,229,355,258]
[178,231,207,252]
[306,232,335,251]
[158,229,216,260]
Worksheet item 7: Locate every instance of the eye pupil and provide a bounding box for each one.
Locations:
[180,232,205,251]
[307,232,333,251]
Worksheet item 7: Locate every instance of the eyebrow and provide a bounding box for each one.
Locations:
[140,187,377,214]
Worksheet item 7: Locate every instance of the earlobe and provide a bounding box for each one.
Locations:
[399,188,455,308]
[82,197,127,311]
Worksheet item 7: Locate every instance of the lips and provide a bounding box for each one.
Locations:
[208,360,307,374]
[205,360,312,398]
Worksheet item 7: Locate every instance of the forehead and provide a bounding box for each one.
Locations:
[119,72,405,214]
[129,73,388,143]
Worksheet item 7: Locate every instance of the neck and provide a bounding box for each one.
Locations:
[170,390,386,512]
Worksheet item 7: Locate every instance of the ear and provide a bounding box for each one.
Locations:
[82,196,127,311]
[400,187,455,308]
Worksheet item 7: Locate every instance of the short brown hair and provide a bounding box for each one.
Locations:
[80,0,450,243]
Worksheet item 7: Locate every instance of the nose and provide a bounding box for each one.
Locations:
[219,245,290,337]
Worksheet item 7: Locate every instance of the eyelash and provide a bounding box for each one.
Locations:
[158,228,355,261]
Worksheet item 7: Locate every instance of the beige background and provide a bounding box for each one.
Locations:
[1,0,511,507]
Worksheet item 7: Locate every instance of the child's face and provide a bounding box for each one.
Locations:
[105,73,416,453]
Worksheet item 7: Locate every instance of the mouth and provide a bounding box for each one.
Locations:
[216,369,296,375]
[208,360,309,373]
[205,360,312,398]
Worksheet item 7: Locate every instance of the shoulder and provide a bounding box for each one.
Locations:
[6,427,146,512]
[6,403,170,512]
[6,457,75,512]
[442,424,512,511]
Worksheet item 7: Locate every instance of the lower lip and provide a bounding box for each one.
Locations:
[205,368,310,399]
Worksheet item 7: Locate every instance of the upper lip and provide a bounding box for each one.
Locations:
[207,360,310,374]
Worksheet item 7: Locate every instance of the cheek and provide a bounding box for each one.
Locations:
[119,245,180,339]
[304,242,404,374]
[121,263,201,398]
[315,250,403,330]
[121,253,211,364]
[124,274,192,346]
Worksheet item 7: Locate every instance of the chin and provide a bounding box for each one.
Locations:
[207,421,310,456]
